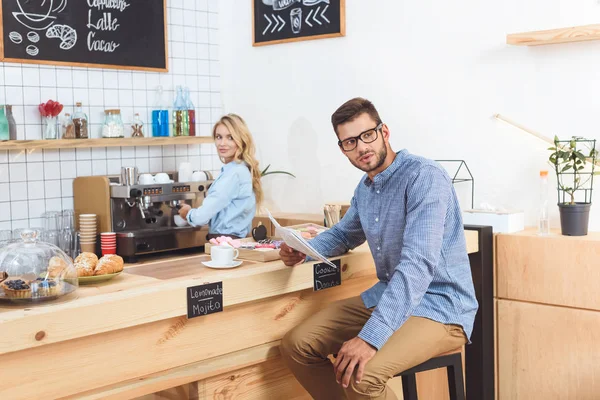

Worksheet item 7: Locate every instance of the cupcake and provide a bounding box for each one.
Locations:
[1,278,32,299]
[31,277,62,297]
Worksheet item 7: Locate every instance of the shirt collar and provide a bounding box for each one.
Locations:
[221,160,243,173]
[362,149,408,187]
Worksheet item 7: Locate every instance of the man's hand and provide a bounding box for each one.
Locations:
[178,204,192,220]
[333,337,377,388]
[279,243,306,266]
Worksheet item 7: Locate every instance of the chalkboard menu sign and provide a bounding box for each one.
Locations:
[187,282,224,319]
[313,259,341,292]
[253,0,345,46]
[0,0,167,71]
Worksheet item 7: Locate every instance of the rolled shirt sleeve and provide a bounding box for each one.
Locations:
[308,194,366,258]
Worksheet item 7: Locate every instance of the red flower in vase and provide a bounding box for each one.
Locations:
[38,100,64,118]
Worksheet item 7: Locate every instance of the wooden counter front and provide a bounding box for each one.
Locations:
[0,246,376,400]
[0,228,480,400]
[496,228,600,399]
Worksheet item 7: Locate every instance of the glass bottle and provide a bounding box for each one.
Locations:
[172,85,189,137]
[73,102,89,139]
[151,86,169,137]
[5,105,17,140]
[131,113,144,137]
[61,113,76,139]
[538,170,550,235]
[0,106,10,141]
[184,87,196,137]
[102,109,125,138]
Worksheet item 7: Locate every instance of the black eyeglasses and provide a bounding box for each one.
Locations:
[338,123,383,152]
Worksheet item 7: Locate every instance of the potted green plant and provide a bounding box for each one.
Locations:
[548,136,598,236]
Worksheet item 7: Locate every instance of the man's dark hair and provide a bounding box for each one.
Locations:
[331,97,382,135]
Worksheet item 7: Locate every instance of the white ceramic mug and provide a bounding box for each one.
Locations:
[210,245,239,265]
[154,172,170,183]
[173,215,188,227]
[138,173,154,185]
[191,171,206,182]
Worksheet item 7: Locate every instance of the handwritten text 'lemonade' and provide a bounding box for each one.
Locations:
[86,0,130,52]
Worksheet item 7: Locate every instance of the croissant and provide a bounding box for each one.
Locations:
[75,263,94,277]
[74,252,98,277]
[75,252,98,266]
[48,256,69,278]
[94,254,124,275]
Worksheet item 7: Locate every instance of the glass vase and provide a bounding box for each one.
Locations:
[43,116,58,140]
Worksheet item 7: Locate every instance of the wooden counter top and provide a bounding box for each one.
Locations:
[496,227,600,310]
[0,228,481,400]
[0,247,375,357]
[0,229,479,356]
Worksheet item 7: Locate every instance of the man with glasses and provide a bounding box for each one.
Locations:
[278,97,478,400]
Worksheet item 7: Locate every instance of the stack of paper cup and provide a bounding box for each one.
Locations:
[100,232,117,256]
[79,214,97,253]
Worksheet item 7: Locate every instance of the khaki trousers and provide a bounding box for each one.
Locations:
[280,296,467,400]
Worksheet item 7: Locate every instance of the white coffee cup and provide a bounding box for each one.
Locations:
[154,172,170,183]
[210,245,239,265]
[139,173,154,185]
[173,214,188,227]
[191,171,206,182]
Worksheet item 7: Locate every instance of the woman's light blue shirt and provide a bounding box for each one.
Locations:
[186,161,256,238]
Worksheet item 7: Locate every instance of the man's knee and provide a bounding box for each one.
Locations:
[280,327,306,360]
[346,372,387,397]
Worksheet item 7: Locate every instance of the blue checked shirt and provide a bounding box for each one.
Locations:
[186,161,256,238]
[309,150,478,350]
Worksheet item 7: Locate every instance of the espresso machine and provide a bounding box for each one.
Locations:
[73,170,214,262]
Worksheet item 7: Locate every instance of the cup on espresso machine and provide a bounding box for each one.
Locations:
[121,166,138,186]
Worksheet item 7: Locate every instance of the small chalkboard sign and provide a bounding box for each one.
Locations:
[253,0,345,46]
[187,282,223,319]
[0,0,167,71]
[313,258,341,291]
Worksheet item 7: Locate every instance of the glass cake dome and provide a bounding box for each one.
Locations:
[0,229,78,303]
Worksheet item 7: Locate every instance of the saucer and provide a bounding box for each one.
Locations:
[201,260,242,269]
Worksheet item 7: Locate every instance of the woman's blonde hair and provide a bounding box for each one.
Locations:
[212,114,263,209]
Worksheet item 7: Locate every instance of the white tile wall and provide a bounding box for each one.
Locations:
[0,2,222,230]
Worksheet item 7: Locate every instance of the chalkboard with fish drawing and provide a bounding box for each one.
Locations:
[253,0,345,46]
[0,0,168,71]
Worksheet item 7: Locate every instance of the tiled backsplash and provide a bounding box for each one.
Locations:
[0,0,222,230]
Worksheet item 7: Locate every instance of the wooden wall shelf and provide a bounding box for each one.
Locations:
[0,136,213,151]
[507,23,600,46]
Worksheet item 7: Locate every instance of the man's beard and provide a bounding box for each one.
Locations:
[350,145,387,173]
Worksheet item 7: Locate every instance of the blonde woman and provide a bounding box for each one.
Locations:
[178,114,263,239]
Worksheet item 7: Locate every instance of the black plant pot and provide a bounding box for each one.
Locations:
[558,202,591,236]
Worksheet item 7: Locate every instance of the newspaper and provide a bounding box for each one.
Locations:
[266,210,338,269]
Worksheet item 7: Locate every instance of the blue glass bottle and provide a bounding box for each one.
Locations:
[151,86,169,137]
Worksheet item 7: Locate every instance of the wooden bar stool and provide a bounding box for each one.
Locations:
[395,348,465,400]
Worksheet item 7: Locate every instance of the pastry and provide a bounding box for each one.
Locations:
[0,271,7,284]
[31,278,62,297]
[1,279,32,299]
[75,263,94,277]
[94,254,124,275]
[75,252,98,267]
[48,256,69,278]
[74,252,98,277]
[46,24,77,50]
